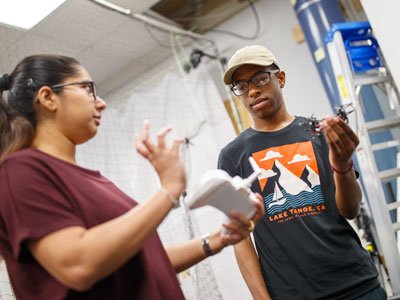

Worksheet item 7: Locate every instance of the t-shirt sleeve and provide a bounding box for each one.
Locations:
[217,149,238,177]
[1,159,85,261]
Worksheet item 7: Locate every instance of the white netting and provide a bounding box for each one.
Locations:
[76,52,235,298]
[0,261,14,300]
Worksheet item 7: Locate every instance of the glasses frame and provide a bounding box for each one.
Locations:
[50,80,97,101]
[231,69,280,96]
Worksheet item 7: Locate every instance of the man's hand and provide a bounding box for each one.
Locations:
[322,116,359,172]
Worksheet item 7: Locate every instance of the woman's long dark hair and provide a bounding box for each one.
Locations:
[0,54,80,161]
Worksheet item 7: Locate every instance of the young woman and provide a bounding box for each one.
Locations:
[0,54,263,300]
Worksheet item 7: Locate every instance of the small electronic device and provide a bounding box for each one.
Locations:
[185,157,262,231]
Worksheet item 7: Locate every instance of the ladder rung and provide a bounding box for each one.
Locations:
[379,168,400,181]
[365,117,400,133]
[387,202,400,211]
[354,75,389,86]
[393,222,400,232]
[371,140,400,151]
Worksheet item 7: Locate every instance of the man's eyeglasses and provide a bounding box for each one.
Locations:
[50,80,98,101]
[231,70,280,96]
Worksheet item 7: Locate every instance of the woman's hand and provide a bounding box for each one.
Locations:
[135,120,186,193]
[219,193,265,247]
[165,195,265,271]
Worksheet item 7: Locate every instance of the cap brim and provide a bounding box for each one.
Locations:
[223,60,275,85]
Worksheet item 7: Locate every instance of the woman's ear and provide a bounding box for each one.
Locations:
[36,86,58,112]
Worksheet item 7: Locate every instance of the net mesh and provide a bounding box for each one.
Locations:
[76,53,232,298]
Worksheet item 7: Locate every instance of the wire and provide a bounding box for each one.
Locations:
[203,0,261,40]
[144,23,173,48]
[171,9,237,22]
[186,0,208,13]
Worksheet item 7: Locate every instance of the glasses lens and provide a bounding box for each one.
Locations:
[232,82,248,96]
[83,81,97,101]
[91,82,97,100]
[252,73,271,87]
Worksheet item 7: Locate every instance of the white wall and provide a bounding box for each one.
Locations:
[206,0,333,119]
[361,0,400,91]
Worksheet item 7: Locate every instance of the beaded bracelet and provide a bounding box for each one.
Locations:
[331,160,353,175]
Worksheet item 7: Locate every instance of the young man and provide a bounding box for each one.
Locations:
[218,45,386,299]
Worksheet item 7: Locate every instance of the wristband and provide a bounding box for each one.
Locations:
[201,232,215,257]
[331,160,353,175]
[159,188,179,206]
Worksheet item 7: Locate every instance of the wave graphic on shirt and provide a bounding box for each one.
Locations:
[261,159,324,215]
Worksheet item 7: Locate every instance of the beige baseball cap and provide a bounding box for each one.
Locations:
[223,45,279,85]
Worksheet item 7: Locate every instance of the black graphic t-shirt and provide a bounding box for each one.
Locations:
[218,116,378,300]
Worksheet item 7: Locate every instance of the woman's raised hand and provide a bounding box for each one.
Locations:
[135,120,186,193]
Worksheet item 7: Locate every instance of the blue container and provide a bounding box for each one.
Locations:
[326,21,383,73]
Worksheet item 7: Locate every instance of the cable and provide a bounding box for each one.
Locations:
[183,49,224,73]
[171,9,237,22]
[204,0,261,40]
[186,0,208,13]
[144,23,173,48]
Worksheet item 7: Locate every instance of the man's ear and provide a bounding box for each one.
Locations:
[36,86,58,112]
[278,71,286,88]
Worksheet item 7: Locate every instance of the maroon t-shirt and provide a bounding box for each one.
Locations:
[0,148,185,300]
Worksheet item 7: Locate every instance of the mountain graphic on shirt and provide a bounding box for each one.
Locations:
[263,160,324,214]
[300,164,320,189]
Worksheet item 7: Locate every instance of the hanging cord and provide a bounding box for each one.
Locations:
[170,33,226,127]
[205,0,261,40]
[169,32,207,119]
[176,93,201,300]
[172,32,244,136]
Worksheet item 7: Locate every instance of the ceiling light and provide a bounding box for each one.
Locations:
[0,0,66,30]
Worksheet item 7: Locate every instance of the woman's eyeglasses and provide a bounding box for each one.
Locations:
[50,80,98,101]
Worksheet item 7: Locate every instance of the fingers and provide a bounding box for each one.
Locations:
[136,120,156,157]
[157,125,172,149]
[323,116,358,156]
[228,211,256,233]
[171,138,185,153]
[323,117,358,144]
[221,215,254,246]
[229,210,252,225]
[135,133,149,158]
[253,193,265,222]
[135,121,184,157]
[219,232,245,246]
[222,221,248,240]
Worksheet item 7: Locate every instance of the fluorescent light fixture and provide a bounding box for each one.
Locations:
[0,0,66,30]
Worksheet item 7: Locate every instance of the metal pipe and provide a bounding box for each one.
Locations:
[90,0,214,43]
[293,0,344,107]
